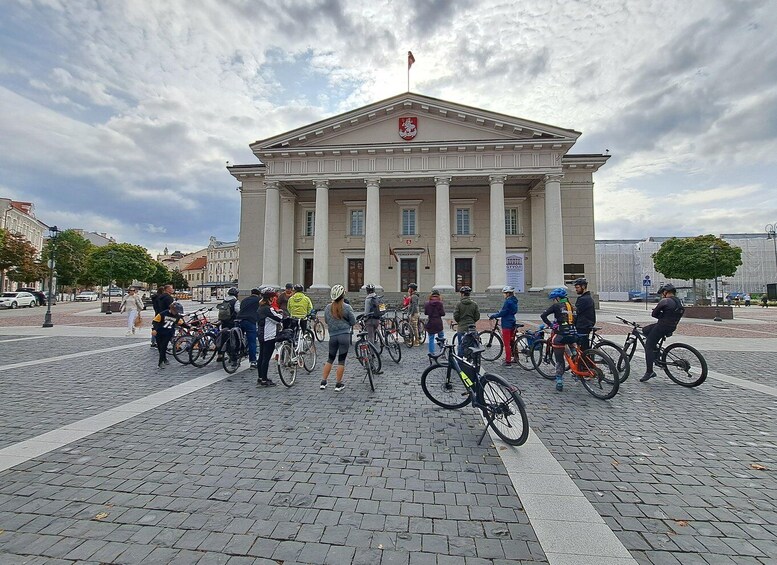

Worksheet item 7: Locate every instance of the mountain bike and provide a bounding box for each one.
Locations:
[353,329,382,391]
[588,326,631,383]
[276,320,318,387]
[308,310,326,342]
[449,320,502,362]
[421,338,529,446]
[616,316,708,387]
[511,325,545,370]
[356,313,401,363]
[397,306,427,347]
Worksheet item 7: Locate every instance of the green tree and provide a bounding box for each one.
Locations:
[86,243,155,288]
[41,229,94,289]
[170,268,188,290]
[653,235,742,303]
[0,230,45,289]
[145,261,170,288]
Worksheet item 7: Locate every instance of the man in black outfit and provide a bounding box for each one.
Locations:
[573,278,596,352]
[236,287,261,368]
[641,283,685,382]
[151,284,174,348]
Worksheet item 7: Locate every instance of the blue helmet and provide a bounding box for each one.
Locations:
[548,288,567,300]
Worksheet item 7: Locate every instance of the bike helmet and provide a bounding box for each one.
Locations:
[261,287,277,299]
[285,282,293,290]
[365,283,375,293]
[502,285,515,293]
[250,287,262,295]
[658,283,676,294]
[227,287,239,297]
[171,301,184,315]
[408,283,418,290]
[330,284,345,301]
[293,284,304,292]
[459,286,472,295]
[548,287,568,300]
[430,289,440,296]
[573,277,588,287]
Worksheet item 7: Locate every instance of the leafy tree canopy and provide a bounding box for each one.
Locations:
[145,261,171,288]
[653,235,742,281]
[170,268,188,290]
[41,229,94,288]
[0,229,45,285]
[87,243,155,287]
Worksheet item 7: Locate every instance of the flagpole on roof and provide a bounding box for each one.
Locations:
[407,51,415,92]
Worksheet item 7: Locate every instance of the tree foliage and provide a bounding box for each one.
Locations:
[0,229,45,285]
[145,261,171,288]
[170,268,188,290]
[41,229,94,288]
[87,243,155,287]
[653,235,742,281]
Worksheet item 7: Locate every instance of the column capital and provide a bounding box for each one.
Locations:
[544,173,564,184]
[434,176,452,186]
[488,174,507,184]
[265,180,281,191]
[313,179,330,190]
[364,177,381,189]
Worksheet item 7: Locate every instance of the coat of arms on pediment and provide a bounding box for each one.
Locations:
[398,117,418,140]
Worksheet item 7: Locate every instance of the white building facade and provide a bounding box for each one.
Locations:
[230,93,608,303]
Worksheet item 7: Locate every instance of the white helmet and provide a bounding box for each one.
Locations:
[330,284,345,301]
[502,286,515,293]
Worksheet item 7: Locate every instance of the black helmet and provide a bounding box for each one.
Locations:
[227,287,239,297]
[459,286,472,295]
[293,284,304,292]
[285,282,293,290]
[250,287,262,295]
[430,289,440,296]
[408,283,418,290]
[365,283,375,292]
[658,283,676,294]
[573,277,588,287]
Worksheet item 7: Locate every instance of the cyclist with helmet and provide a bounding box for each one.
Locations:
[489,286,519,365]
[641,283,685,382]
[221,287,241,329]
[321,285,357,392]
[424,289,446,356]
[453,286,480,357]
[407,283,421,346]
[573,278,596,352]
[363,283,381,346]
[540,287,577,392]
[287,284,313,332]
[256,287,282,387]
[236,287,262,368]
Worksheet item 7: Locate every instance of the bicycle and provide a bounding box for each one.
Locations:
[421,337,529,446]
[531,326,620,400]
[356,313,402,363]
[276,319,318,387]
[449,321,502,362]
[588,326,631,383]
[171,307,215,365]
[615,316,708,387]
[222,325,248,374]
[510,325,546,371]
[352,329,382,391]
[308,309,327,342]
[397,306,427,347]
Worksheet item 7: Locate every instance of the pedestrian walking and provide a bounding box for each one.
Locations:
[424,289,445,357]
[744,293,751,307]
[151,301,187,369]
[320,285,356,392]
[120,288,144,335]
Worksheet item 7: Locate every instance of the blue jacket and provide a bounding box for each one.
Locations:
[490,295,519,329]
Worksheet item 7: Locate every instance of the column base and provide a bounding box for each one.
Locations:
[309,284,331,291]
[529,287,546,293]
[432,285,455,292]
[486,285,507,293]
[544,284,567,290]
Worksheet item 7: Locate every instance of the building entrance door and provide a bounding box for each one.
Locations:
[455,258,472,290]
[303,259,313,290]
[348,259,364,292]
[400,258,417,291]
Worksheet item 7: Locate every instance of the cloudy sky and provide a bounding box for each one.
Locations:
[1,0,776,255]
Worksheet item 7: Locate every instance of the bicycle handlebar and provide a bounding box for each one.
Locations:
[616,316,640,328]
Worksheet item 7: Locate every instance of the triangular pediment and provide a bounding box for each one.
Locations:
[251,93,580,155]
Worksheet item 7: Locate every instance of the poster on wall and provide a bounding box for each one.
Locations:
[505,253,525,293]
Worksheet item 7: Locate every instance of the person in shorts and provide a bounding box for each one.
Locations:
[321,285,356,392]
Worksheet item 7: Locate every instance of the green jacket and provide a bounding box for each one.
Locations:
[288,292,313,318]
[453,297,480,330]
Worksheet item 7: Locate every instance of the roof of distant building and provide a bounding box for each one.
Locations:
[184,257,207,271]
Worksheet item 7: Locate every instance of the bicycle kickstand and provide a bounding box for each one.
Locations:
[476,424,490,446]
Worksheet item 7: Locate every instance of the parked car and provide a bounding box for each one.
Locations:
[106,287,124,296]
[75,291,99,302]
[142,291,156,310]
[0,291,38,309]
[628,290,661,302]
[17,287,54,306]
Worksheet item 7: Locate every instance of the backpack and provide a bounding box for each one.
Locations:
[371,295,386,318]
[557,300,577,336]
[217,299,234,322]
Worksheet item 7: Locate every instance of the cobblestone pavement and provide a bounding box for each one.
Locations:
[0,303,775,564]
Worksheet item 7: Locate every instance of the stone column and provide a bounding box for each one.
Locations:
[311,180,330,290]
[279,193,296,286]
[363,178,382,290]
[544,174,565,288]
[488,175,507,291]
[529,188,546,291]
[433,176,454,291]
[261,181,281,288]
[237,180,266,289]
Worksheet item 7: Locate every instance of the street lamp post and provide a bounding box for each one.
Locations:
[766,223,777,279]
[710,244,722,322]
[105,250,116,315]
[42,226,59,328]
[200,266,207,304]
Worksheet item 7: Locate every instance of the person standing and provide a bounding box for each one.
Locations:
[406,283,421,346]
[640,283,685,382]
[288,284,313,332]
[424,289,445,357]
[573,278,596,352]
[744,293,751,307]
[277,283,294,316]
[489,286,518,365]
[320,285,356,392]
[120,288,144,335]
[256,288,282,387]
[540,288,577,392]
[151,285,173,348]
[363,283,381,345]
[236,287,261,368]
[151,301,187,369]
[453,286,480,357]
[761,294,769,308]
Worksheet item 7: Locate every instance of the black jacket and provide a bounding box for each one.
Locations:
[236,294,260,323]
[652,296,684,329]
[574,291,596,333]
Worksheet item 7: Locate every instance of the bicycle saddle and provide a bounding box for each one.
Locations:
[515,323,525,328]
[467,344,486,354]
[356,331,369,338]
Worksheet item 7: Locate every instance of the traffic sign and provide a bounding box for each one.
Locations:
[643,275,651,287]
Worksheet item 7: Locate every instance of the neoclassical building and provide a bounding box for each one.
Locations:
[229,93,608,300]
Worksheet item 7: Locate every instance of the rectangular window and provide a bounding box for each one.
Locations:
[305,210,315,237]
[505,208,519,236]
[564,263,585,284]
[402,208,416,236]
[349,209,364,236]
[456,208,470,235]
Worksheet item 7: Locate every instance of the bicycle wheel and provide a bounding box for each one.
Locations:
[578,349,619,400]
[385,332,402,363]
[478,330,503,362]
[531,340,557,380]
[417,320,427,343]
[661,343,708,387]
[172,334,194,365]
[421,364,471,409]
[222,349,242,374]
[595,339,631,383]
[512,335,535,371]
[399,321,413,347]
[189,333,217,367]
[624,335,639,361]
[480,374,529,446]
[363,342,381,391]
[301,331,317,373]
[313,319,326,342]
[277,341,297,387]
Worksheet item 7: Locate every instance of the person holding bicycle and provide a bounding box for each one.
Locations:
[540,287,577,392]
[573,278,596,352]
[453,286,480,357]
[424,289,445,356]
[287,284,313,331]
[236,287,261,368]
[363,283,381,344]
[640,283,685,382]
[407,283,421,345]
[151,301,188,369]
[489,286,519,365]
[256,288,282,387]
[320,285,357,392]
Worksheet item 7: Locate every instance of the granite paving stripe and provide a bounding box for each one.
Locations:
[0,340,148,372]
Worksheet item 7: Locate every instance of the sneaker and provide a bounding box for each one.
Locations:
[640,371,657,382]
[259,379,277,387]
[334,381,345,392]
[320,380,327,390]
[502,360,512,366]
[555,376,563,392]
[158,362,166,369]
[250,361,257,368]
[150,343,157,348]
[163,359,170,365]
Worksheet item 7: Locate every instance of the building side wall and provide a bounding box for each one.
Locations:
[561,173,596,290]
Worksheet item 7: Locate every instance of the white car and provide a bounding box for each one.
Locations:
[0,291,38,309]
[75,291,99,302]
